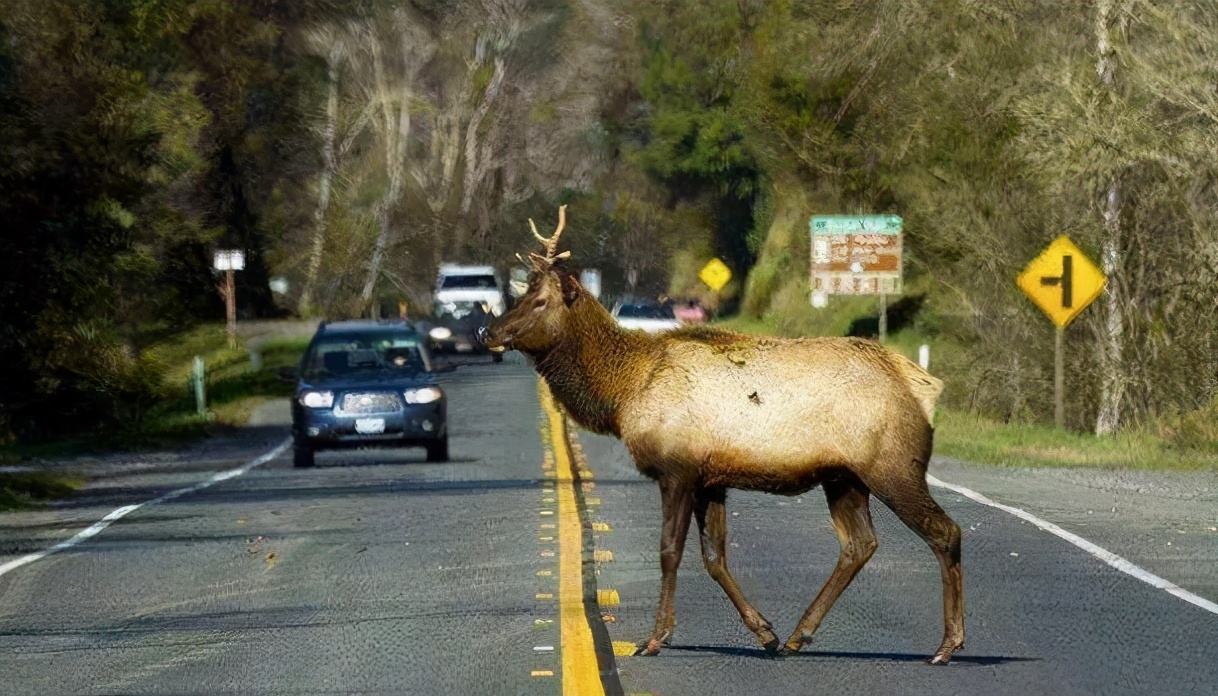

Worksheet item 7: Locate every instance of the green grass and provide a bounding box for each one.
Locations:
[141,331,308,437]
[0,326,309,461]
[935,408,1218,471]
[0,472,84,511]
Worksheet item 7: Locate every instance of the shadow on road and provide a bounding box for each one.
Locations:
[667,644,1039,666]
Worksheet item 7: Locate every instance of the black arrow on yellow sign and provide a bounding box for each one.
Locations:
[1039,254,1073,308]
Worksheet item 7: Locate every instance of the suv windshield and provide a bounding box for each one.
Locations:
[616,304,675,319]
[440,274,497,290]
[434,300,490,320]
[302,332,428,380]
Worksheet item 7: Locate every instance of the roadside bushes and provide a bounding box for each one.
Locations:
[22,322,167,439]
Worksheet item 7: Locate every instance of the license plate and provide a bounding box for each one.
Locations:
[355,418,385,434]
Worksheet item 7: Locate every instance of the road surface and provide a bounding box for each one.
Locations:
[2,358,1216,695]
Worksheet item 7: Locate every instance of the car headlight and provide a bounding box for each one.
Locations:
[299,390,334,408]
[404,386,443,404]
[429,326,453,340]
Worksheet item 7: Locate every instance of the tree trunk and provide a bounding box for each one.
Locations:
[360,33,413,313]
[1095,0,1126,435]
[455,57,507,257]
[298,43,342,316]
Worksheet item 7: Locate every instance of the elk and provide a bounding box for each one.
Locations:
[483,206,964,664]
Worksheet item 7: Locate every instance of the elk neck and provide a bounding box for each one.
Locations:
[531,293,657,436]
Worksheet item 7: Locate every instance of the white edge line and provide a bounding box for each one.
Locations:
[927,473,1218,616]
[0,438,291,579]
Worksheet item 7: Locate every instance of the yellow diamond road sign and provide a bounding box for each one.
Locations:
[1016,235,1106,328]
[698,257,732,292]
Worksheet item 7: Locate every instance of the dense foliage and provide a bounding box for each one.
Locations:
[1,0,1215,442]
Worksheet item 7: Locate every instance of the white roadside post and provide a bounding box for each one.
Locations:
[213,249,245,349]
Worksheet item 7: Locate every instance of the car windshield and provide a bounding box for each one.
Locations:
[439,274,497,290]
[434,300,490,320]
[616,304,675,319]
[302,332,427,379]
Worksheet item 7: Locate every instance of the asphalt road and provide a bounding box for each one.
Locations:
[1,358,1217,695]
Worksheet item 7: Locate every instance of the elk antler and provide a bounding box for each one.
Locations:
[525,205,571,269]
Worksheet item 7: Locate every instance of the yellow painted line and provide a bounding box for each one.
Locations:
[539,381,606,696]
[592,522,612,533]
[593,550,614,563]
[597,589,620,607]
[612,641,637,657]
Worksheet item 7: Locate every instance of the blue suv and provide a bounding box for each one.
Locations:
[290,320,448,467]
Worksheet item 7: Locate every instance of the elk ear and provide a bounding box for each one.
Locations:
[560,272,582,306]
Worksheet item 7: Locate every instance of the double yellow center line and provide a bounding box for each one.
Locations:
[538,382,613,696]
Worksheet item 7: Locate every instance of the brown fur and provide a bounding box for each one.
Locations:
[486,268,964,664]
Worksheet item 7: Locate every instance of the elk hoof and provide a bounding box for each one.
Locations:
[634,638,664,656]
[757,629,782,655]
[634,629,672,656]
[778,639,804,656]
[928,641,963,665]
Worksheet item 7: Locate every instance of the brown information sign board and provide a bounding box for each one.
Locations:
[810,215,903,295]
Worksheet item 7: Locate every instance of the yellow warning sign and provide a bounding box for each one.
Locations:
[1016,235,1106,328]
[698,257,732,291]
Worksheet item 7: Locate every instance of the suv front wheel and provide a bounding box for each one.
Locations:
[293,442,315,468]
[425,437,449,462]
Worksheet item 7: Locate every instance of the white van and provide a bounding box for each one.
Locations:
[433,264,506,316]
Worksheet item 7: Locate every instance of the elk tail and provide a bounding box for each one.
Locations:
[892,353,944,426]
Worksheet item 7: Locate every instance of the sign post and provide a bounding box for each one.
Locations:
[1016,235,1107,428]
[810,215,903,342]
[213,250,245,349]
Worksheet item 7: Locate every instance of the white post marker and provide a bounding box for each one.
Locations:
[919,344,930,370]
[0,438,290,579]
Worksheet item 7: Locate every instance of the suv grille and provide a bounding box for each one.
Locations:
[338,392,401,415]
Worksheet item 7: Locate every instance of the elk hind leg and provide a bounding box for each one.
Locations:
[870,470,964,665]
[781,477,877,653]
[694,487,780,652]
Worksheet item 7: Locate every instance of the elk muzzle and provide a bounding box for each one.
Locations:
[476,325,509,353]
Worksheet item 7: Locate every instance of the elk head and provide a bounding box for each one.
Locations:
[482,205,584,356]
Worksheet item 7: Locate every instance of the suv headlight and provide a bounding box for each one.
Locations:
[404,386,443,404]
[299,390,334,408]
[429,326,453,340]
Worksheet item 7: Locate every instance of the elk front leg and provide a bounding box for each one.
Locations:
[636,476,695,656]
[782,478,877,654]
[694,487,780,653]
